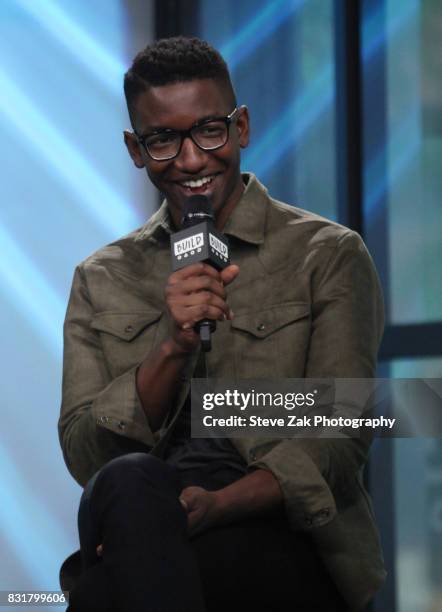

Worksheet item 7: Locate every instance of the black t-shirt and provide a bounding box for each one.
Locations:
[163,394,247,477]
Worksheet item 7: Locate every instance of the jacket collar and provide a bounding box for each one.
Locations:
[135,200,174,243]
[222,173,267,245]
[135,172,268,246]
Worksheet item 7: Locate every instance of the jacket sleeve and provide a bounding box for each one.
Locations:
[58,265,156,487]
[235,230,385,530]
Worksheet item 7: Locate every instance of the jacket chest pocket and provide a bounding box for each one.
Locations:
[230,303,311,378]
[91,310,163,378]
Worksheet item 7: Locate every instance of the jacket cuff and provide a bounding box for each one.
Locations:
[91,365,155,447]
[249,440,337,531]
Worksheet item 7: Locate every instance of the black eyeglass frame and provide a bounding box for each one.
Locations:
[134,107,240,161]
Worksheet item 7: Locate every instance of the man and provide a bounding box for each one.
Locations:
[59,37,386,611]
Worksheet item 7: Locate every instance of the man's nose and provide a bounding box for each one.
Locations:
[174,135,208,173]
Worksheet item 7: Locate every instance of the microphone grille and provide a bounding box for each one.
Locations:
[183,195,213,216]
[181,195,214,228]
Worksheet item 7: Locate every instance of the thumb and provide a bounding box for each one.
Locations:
[220,264,239,286]
[179,497,189,513]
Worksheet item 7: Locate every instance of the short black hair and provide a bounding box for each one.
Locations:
[124,37,236,125]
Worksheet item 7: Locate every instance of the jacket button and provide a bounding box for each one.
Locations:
[118,421,125,430]
[257,323,266,331]
[125,325,133,333]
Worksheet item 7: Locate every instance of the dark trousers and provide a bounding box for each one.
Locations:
[68,453,347,612]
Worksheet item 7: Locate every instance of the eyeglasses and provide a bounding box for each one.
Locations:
[135,107,239,161]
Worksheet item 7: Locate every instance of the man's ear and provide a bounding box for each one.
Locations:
[124,130,145,168]
[236,105,250,149]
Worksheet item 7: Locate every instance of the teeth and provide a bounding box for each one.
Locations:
[182,175,214,188]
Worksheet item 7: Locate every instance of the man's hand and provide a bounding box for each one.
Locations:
[179,486,221,538]
[165,262,239,353]
[94,486,218,555]
[95,485,218,555]
[95,470,282,556]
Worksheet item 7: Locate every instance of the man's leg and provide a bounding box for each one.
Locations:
[69,453,206,612]
[185,465,348,612]
[70,457,347,612]
[67,562,116,612]
[191,516,347,612]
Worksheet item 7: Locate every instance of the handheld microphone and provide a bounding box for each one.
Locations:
[170,195,230,351]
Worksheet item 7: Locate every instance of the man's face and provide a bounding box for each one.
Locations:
[124,79,249,229]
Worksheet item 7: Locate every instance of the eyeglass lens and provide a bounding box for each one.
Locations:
[145,120,229,160]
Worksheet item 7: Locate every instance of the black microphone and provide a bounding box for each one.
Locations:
[170,195,230,351]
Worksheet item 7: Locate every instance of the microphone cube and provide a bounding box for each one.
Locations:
[170,221,230,271]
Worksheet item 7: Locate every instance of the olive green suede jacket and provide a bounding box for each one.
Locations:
[59,173,386,611]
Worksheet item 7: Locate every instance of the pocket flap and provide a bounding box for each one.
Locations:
[231,303,310,338]
[90,310,162,341]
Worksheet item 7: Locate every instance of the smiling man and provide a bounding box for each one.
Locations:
[59,37,386,612]
[124,78,248,231]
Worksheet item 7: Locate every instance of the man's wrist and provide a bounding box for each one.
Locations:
[161,336,194,359]
[209,469,284,526]
[210,489,229,525]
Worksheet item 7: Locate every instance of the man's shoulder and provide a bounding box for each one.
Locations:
[242,173,359,252]
[265,195,360,252]
[77,224,154,277]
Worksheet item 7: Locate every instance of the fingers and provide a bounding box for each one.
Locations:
[180,303,228,328]
[220,264,240,286]
[178,487,215,538]
[166,265,239,302]
[167,274,226,300]
[165,264,239,339]
[169,263,221,284]
[179,486,205,510]
[167,288,229,327]
[182,291,230,317]
[169,263,239,289]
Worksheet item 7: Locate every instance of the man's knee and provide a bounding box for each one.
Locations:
[91,452,180,496]
[83,453,187,538]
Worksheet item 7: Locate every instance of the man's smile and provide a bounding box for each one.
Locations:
[180,174,216,188]
[173,173,221,197]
